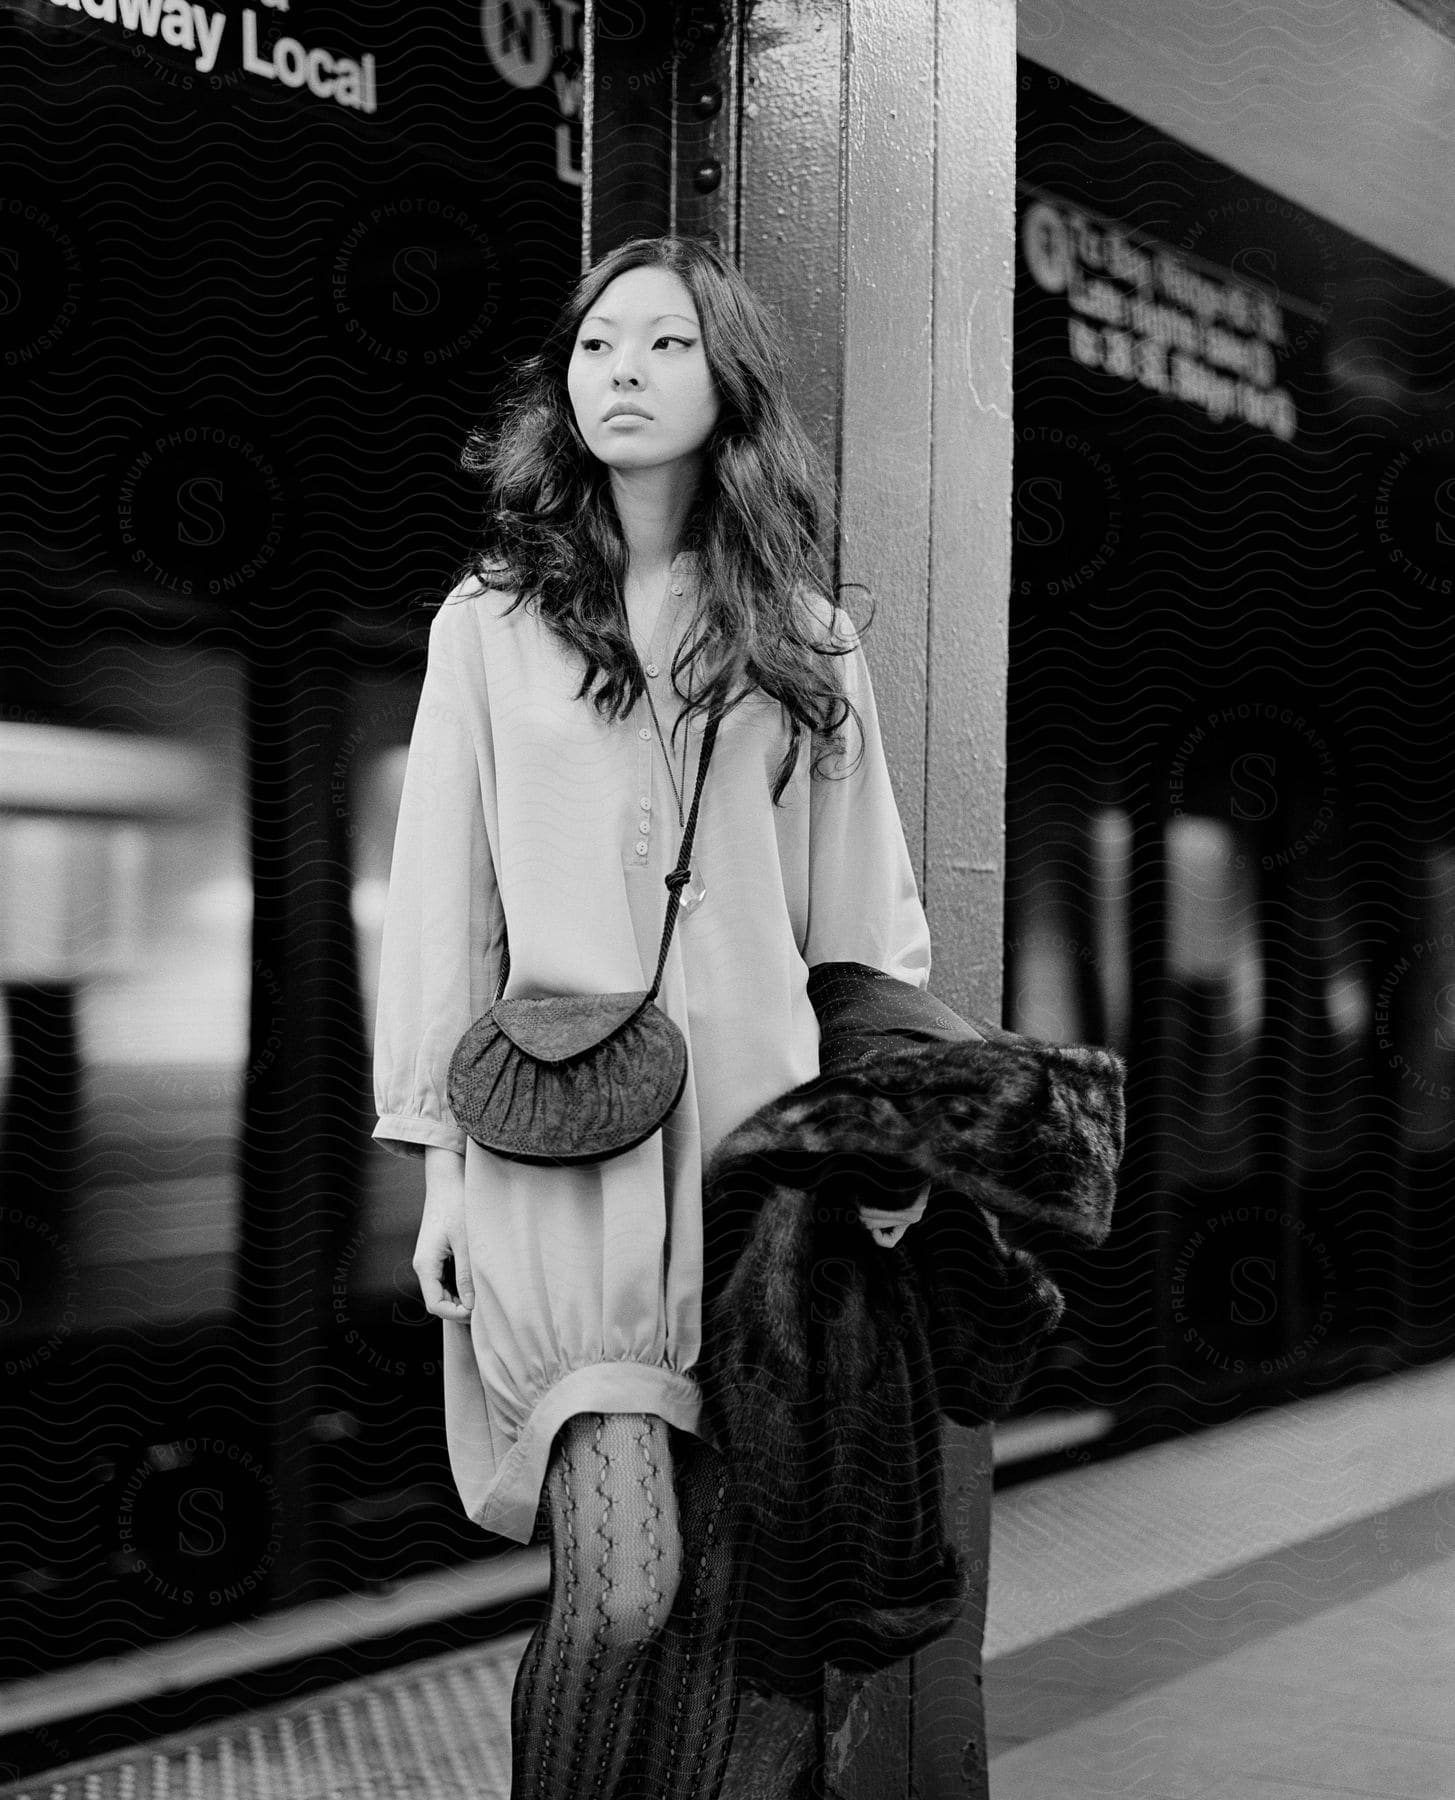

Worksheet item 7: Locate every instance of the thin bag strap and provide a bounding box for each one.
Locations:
[647,707,720,1000]
[491,706,722,1007]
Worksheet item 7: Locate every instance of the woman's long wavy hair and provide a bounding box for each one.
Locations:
[451,234,869,802]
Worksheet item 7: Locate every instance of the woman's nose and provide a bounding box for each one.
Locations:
[610,349,642,387]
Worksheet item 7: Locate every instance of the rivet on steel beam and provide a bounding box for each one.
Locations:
[692,83,723,119]
[693,159,723,193]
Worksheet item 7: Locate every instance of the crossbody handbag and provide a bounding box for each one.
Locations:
[446,709,721,1166]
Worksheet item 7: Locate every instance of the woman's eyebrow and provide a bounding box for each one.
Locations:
[582,313,698,328]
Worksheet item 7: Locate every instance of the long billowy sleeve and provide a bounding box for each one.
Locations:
[372,602,502,1159]
[803,613,932,990]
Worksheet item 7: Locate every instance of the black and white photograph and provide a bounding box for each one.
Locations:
[1,1,1452,1795]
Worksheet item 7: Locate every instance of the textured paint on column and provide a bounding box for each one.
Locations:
[925,0,1015,1022]
[737,2,1012,1790]
[839,0,937,872]
[739,0,845,500]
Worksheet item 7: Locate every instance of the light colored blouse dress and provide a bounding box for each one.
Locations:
[371,552,931,1545]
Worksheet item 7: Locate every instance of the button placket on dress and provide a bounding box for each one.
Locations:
[629,558,690,870]
[634,717,653,864]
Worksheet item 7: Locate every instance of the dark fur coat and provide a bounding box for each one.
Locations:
[697,963,1126,1699]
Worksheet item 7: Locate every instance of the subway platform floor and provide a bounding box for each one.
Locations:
[986,1356,1455,1797]
[1,1358,1452,1798]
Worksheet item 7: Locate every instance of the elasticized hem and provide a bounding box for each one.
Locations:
[372,1113,468,1159]
[468,1362,711,1545]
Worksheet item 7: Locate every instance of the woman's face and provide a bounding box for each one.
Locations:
[567,265,721,476]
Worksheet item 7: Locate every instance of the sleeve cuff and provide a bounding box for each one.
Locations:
[372,1113,468,1160]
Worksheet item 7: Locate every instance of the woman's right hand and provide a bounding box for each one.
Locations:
[414,1146,475,1320]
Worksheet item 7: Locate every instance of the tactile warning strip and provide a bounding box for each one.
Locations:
[0,1633,531,1800]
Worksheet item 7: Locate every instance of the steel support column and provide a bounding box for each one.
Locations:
[583,0,739,267]
[741,2,1015,1794]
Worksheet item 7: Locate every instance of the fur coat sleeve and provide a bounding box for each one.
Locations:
[697,961,1126,1697]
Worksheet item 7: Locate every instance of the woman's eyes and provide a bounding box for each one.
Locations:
[576,335,697,352]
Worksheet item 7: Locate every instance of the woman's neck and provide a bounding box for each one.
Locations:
[608,458,702,584]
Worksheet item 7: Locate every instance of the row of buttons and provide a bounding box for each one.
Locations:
[633,576,683,859]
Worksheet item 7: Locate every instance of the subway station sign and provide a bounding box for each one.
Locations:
[35,0,585,185]
[44,0,377,112]
[1020,186,1324,443]
[480,0,582,187]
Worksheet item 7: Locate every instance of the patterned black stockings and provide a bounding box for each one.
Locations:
[509,1411,750,1800]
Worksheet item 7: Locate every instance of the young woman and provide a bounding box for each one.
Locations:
[371,235,931,1798]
